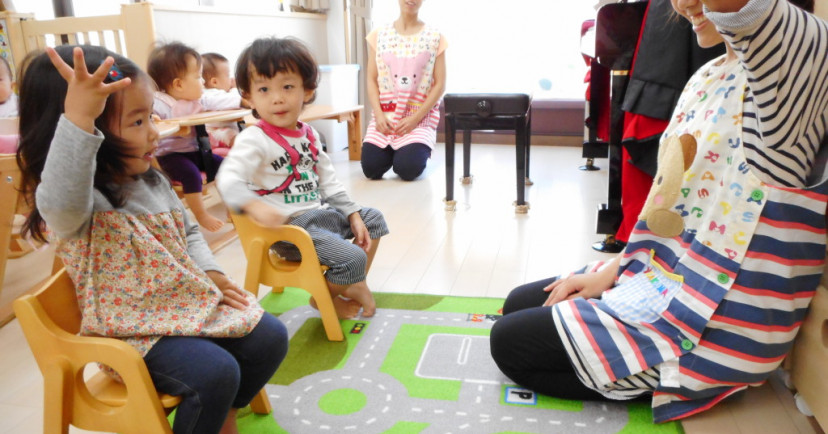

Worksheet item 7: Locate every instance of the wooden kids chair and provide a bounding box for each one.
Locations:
[230,212,345,341]
[13,268,272,434]
[1,150,37,262]
[0,154,26,298]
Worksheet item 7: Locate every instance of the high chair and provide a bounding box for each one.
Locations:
[230,212,345,342]
[13,268,273,434]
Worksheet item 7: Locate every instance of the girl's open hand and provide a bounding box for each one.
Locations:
[206,270,250,310]
[45,46,132,134]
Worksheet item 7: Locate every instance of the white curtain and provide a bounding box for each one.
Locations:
[347,0,371,134]
[290,0,329,12]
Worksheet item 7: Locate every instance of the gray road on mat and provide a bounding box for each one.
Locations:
[267,306,629,433]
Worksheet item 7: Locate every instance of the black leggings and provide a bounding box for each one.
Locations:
[490,277,612,401]
[361,142,431,181]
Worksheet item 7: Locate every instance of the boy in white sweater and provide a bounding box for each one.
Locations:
[217,37,388,318]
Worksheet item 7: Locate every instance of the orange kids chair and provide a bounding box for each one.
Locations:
[13,268,272,434]
[230,212,345,341]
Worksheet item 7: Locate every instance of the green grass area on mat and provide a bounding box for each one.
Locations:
[381,323,490,401]
[260,288,506,317]
[371,291,505,315]
[258,287,311,315]
[170,405,288,433]
[257,288,683,434]
[499,384,583,412]
[319,388,367,415]
[428,295,504,315]
[235,407,286,434]
[383,421,431,433]
[372,292,445,310]
[269,317,364,385]
[620,402,684,434]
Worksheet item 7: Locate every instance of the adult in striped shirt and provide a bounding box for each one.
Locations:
[491,0,826,423]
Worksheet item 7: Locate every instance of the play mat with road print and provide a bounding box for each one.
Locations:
[231,290,681,434]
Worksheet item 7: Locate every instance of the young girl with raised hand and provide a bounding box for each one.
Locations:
[491,0,827,423]
[217,37,389,319]
[17,45,287,434]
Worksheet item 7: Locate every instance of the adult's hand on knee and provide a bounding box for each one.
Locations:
[542,272,613,306]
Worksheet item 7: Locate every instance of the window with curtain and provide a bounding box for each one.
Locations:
[372,0,596,99]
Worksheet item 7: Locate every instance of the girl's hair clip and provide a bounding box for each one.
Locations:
[103,61,125,82]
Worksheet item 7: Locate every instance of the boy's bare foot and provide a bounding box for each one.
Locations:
[195,212,225,232]
[310,295,361,319]
[343,281,376,317]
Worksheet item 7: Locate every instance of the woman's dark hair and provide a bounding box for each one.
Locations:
[17,44,147,242]
[147,41,201,93]
[235,37,319,118]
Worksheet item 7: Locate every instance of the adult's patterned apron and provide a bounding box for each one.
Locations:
[554,57,828,422]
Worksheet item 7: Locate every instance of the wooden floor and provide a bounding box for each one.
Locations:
[0,141,822,433]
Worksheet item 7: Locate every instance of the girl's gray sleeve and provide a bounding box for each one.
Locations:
[35,116,101,239]
[181,201,223,273]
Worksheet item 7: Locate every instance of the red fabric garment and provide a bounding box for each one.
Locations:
[615,146,652,243]
[614,2,658,243]
[622,113,669,142]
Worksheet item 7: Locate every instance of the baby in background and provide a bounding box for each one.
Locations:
[217,37,389,318]
[148,42,244,232]
[0,56,18,118]
[201,52,243,157]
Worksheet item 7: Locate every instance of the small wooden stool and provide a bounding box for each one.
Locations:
[443,93,532,213]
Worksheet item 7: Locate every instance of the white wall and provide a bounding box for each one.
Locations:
[152,4,331,73]
[817,0,827,19]
[365,0,594,98]
[325,0,347,65]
